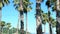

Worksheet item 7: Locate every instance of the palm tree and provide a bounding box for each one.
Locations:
[23,0,32,34]
[1,21,5,34]
[46,0,53,34]
[6,23,11,34]
[0,0,10,34]
[13,0,24,34]
[51,0,60,34]
[13,0,32,34]
[36,0,44,34]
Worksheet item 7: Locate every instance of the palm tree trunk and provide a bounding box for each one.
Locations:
[0,9,2,34]
[12,28,13,34]
[26,13,28,34]
[56,0,60,34]
[44,24,45,34]
[20,11,24,34]
[20,0,24,34]
[49,23,52,34]
[36,1,42,34]
[2,27,3,34]
[16,15,20,34]
[48,7,52,34]
[56,10,60,34]
[8,28,9,34]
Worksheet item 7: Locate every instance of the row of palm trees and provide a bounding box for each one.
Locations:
[0,0,60,34]
[36,0,60,34]
[0,21,11,34]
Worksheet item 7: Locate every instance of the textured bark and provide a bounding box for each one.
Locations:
[56,11,60,34]
[20,11,24,34]
[36,0,42,34]
[20,0,24,34]
[56,0,60,34]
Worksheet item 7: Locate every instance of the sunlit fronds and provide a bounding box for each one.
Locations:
[4,0,10,4]
[13,0,32,13]
[1,21,5,27]
[0,2,3,8]
[13,0,20,5]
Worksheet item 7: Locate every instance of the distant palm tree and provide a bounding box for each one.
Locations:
[0,0,10,34]
[13,0,32,34]
[36,0,44,34]
[13,0,24,34]
[46,0,52,34]
[51,0,60,34]
[23,0,32,34]
[1,21,5,34]
[6,23,11,34]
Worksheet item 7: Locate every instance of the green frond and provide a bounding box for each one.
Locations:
[4,0,10,4]
[1,21,5,27]
[0,2,3,8]
[13,0,32,12]
[27,7,32,11]
[42,20,46,24]
[52,21,56,27]
[52,5,56,11]
[13,0,20,5]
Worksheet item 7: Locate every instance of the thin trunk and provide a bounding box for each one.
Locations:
[2,27,3,34]
[8,28,9,34]
[16,15,19,34]
[44,24,45,34]
[20,0,24,34]
[12,28,13,34]
[0,10,2,34]
[26,13,28,34]
[36,1,42,34]
[49,23,52,34]
[48,7,52,34]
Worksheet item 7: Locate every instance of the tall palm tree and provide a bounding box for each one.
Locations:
[13,0,24,34]
[0,0,9,34]
[6,23,11,34]
[46,0,53,34]
[1,21,5,34]
[51,0,60,34]
[36,0,44,34]
[23,0,32,34]
[13,0,32,34]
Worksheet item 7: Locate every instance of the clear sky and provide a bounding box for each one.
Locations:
[2,0,56,34]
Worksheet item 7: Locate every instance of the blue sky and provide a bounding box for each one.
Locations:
[1,0,56,34]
